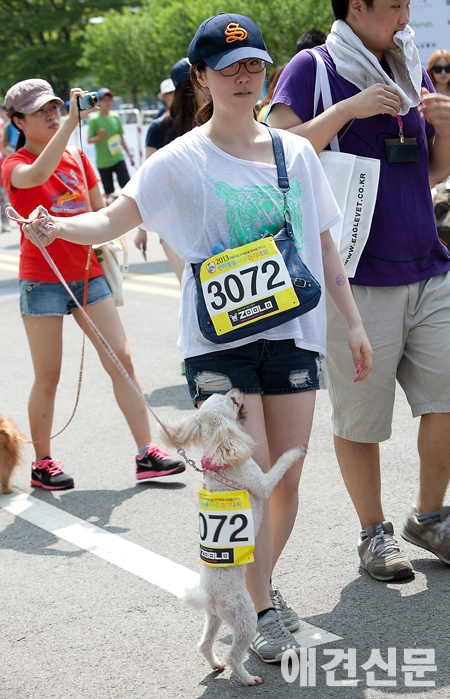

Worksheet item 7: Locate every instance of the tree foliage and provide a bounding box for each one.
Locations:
[0,0,140,98]
[82,0,334,104]
[0,0,334,103]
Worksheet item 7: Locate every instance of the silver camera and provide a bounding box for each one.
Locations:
[77,92,99,110]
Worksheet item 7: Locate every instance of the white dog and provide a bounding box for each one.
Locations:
[162,389,304,685]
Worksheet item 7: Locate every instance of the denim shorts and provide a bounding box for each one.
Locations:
[19,275,112,316]
[184,339,321,405]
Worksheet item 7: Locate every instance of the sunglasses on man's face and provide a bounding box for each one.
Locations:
[432,65,450,74]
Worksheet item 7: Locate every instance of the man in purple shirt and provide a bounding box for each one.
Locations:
[269,0,450,582]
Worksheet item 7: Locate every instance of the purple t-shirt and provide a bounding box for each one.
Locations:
[271,45,450,286]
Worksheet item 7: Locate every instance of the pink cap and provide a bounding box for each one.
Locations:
[4,79,63,115]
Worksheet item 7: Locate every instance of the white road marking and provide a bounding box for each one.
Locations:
[123,272,179,286]
[0,262,19,272]
[122,281,180,298]
[0,491,341,647]
[1,491,198,598]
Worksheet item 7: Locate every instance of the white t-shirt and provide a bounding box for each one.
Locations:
[122,127,340,359]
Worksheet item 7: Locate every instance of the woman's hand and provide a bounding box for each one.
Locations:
[134,227,147,251]
[22,206,59,246]
[66,88,99,126]
[348,323,373,382]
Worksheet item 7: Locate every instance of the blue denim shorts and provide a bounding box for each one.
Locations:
[19,275,112,316]
[185,339,321,405]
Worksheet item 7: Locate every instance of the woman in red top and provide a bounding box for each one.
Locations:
[3,79,184,489]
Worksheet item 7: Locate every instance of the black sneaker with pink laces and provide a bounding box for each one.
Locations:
[31,457,75,490]
[136,444,186,480]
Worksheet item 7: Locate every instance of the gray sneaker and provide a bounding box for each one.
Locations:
[358,521,414,581]
[251,609,300,663]
[402,506,450,564]
[269,584,300,632]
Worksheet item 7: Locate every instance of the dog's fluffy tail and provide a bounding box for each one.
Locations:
[182,586,210,611]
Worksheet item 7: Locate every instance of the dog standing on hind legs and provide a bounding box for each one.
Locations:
[0,415,25,494]
[162,389,304,685]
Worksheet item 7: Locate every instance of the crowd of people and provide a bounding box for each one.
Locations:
[1,1,450,666]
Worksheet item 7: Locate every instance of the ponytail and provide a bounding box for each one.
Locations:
[190,62,213,126]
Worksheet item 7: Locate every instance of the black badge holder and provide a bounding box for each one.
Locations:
[385,114,419,164]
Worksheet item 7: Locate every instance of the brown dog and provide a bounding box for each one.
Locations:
[0,415,25,494]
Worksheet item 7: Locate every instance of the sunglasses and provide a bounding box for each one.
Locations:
[432,65,450,74]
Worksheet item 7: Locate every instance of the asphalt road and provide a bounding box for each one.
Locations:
[1,223,449,699]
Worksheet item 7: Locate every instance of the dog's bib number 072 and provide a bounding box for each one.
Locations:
[198,488,255,567]
[199,238,299,336]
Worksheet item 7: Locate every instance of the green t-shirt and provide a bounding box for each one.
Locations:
[87,112,125,169]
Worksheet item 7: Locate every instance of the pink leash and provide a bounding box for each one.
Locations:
[6,206,201,472]
[7,206,264,488]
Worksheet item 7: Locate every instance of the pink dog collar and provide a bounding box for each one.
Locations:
[200,457,229,471]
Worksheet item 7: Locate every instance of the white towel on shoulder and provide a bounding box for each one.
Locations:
[326,20,422,115]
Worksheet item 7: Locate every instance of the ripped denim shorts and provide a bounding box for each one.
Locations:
[184,339,321,406]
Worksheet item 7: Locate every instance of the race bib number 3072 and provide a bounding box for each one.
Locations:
[198,488,255,567]
[199,238,299,336]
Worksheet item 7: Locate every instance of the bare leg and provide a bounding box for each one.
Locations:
[264,392,315,568]
[22,316,64,459]
[72,298,151,448]
[239,395,273,613]
[417,413,450,513]
[243,393,315,608]
[334,436,384,529]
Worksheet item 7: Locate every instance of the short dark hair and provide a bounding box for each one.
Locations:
[295,28,327,53]
[331,0,374,20]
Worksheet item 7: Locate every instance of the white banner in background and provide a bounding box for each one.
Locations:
[410,0,450,66]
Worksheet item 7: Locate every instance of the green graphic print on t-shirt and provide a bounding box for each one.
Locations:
[215,180,303,251]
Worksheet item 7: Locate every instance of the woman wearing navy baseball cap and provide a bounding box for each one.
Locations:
[24,13,372,666]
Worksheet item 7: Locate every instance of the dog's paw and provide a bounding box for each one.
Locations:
[284,447,305,464]
[212,661,226,671]
[245,675,264,685]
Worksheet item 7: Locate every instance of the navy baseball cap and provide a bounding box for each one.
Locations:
[170,58,192,88]
[188,13,273,71]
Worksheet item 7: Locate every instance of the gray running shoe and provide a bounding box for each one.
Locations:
[251,609,300,663]
[358,521,414,581]
[269,584,300,632]
[402,506,450,564]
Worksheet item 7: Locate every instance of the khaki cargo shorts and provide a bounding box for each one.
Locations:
[322,272,450,443]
